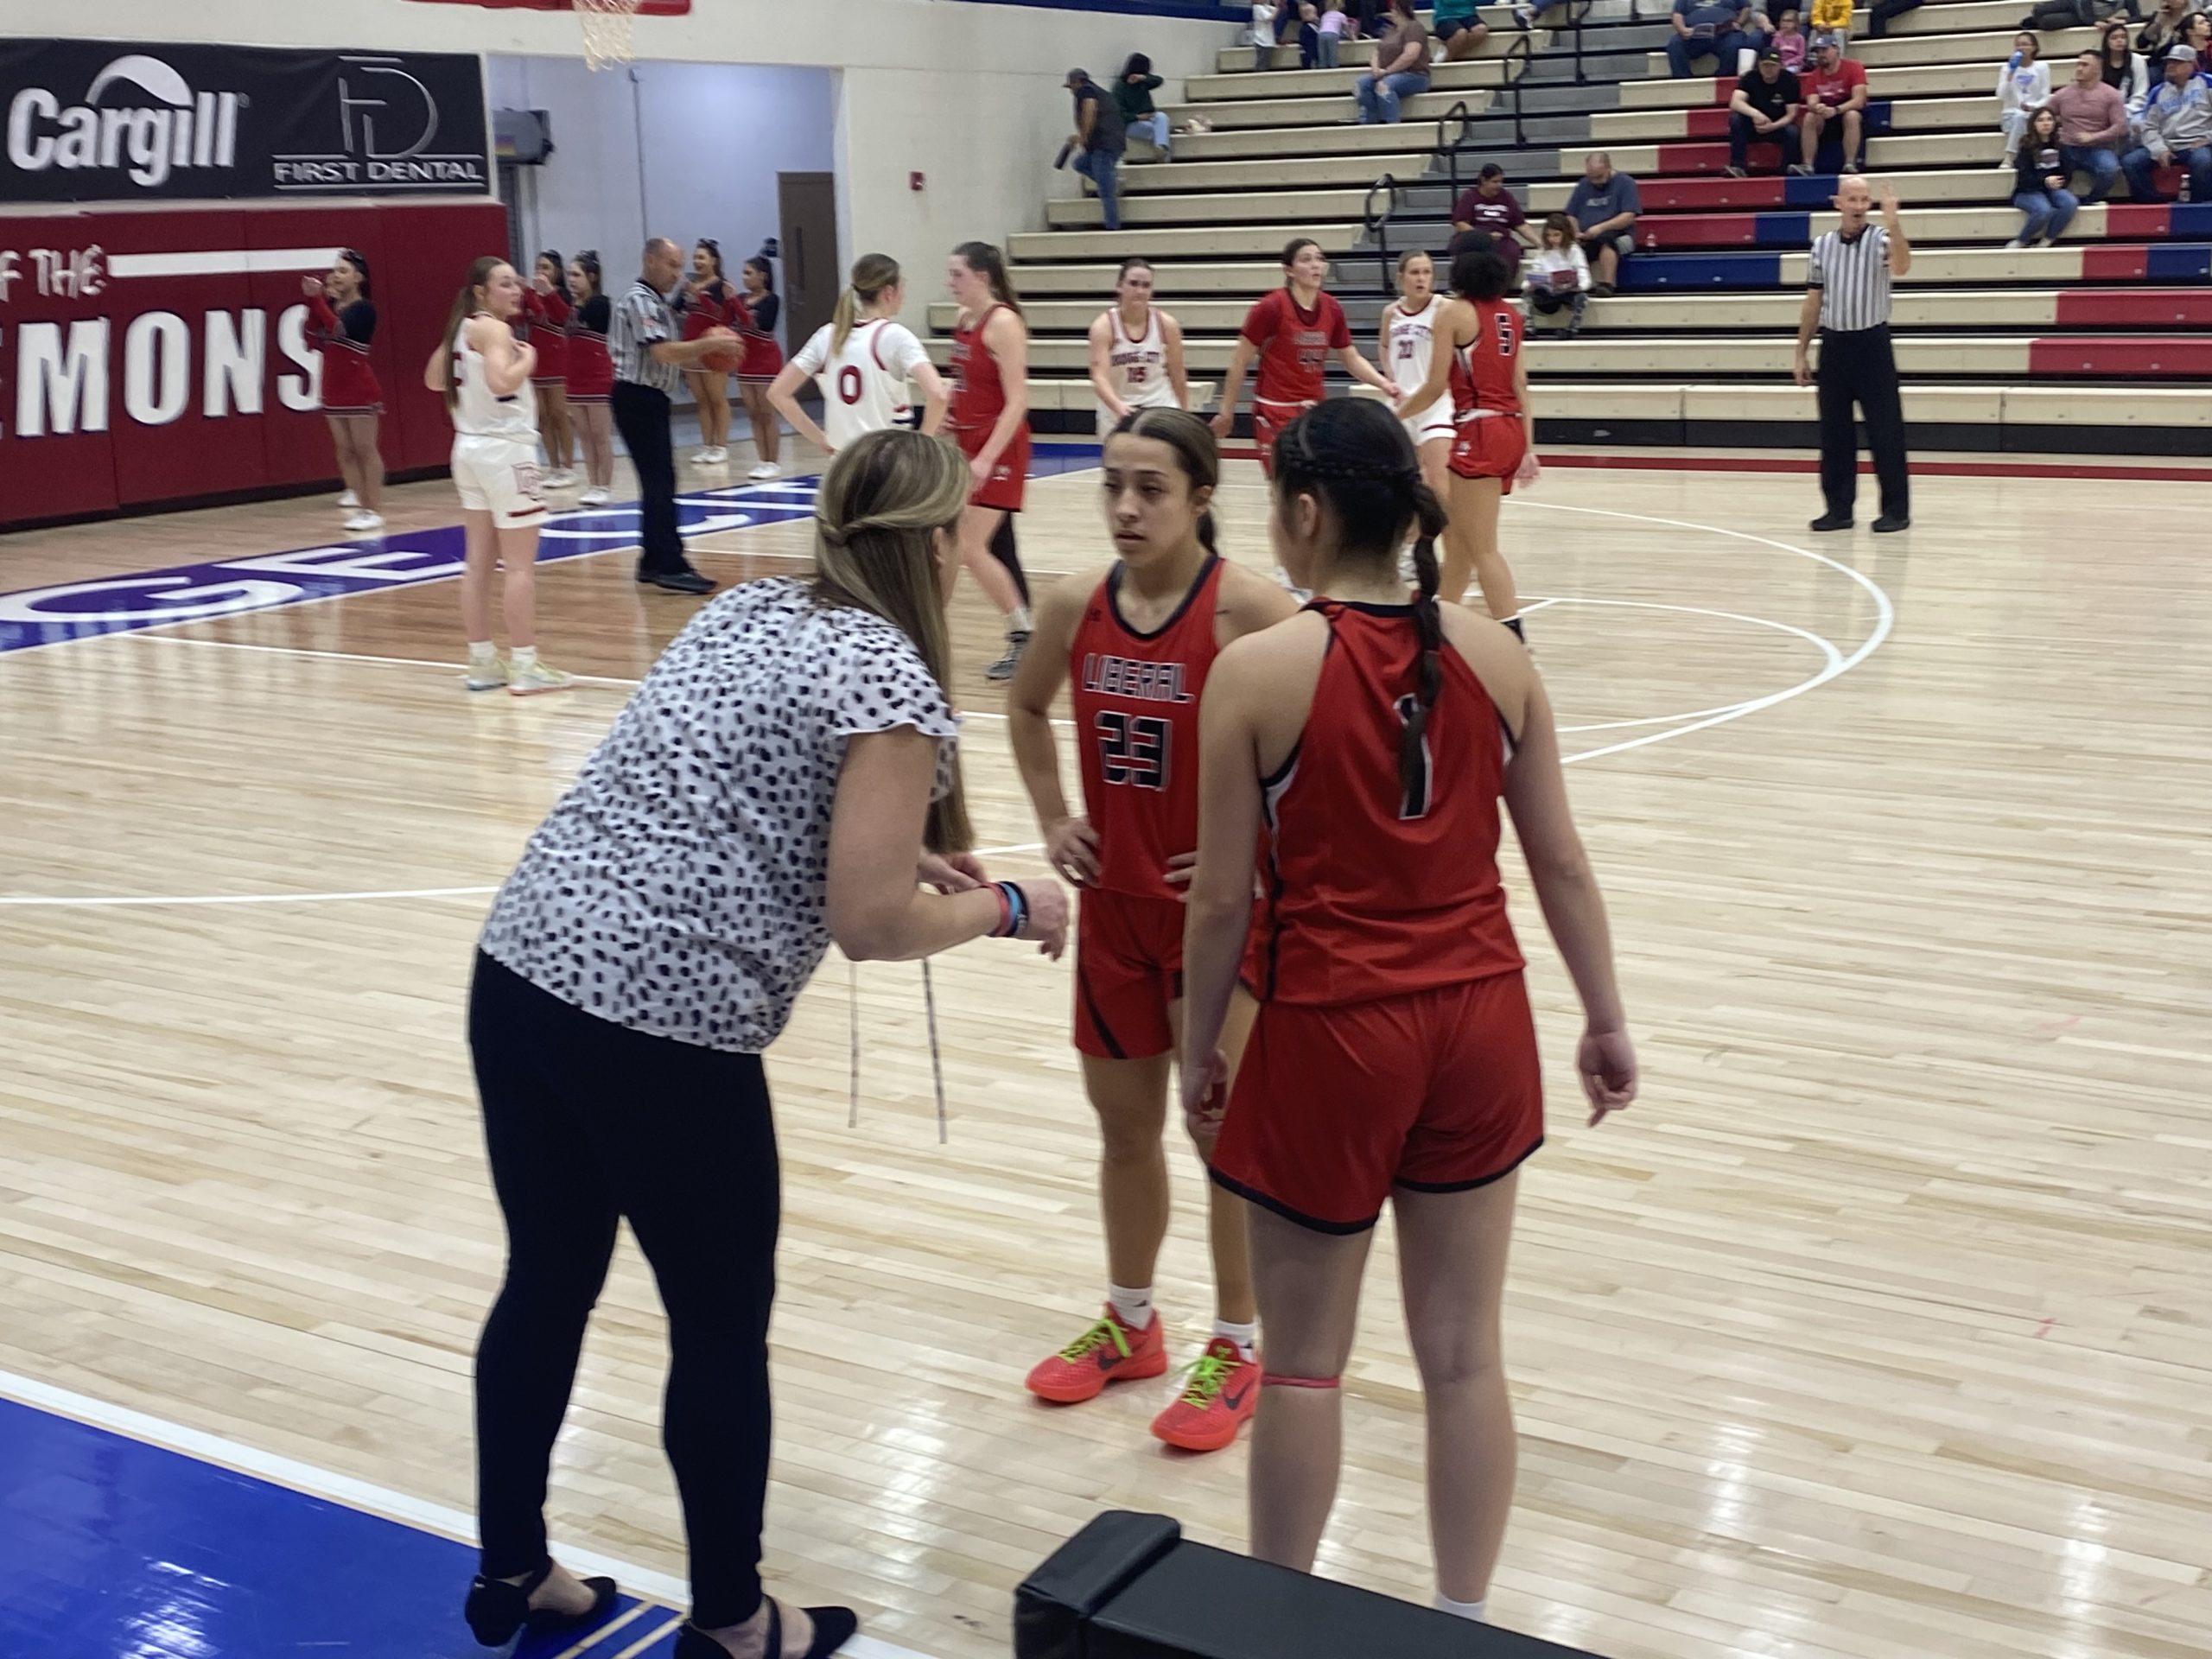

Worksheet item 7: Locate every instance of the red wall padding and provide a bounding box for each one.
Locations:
[0,199,507,527]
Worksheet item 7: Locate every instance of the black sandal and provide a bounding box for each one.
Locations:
[463,1560,620,1647]
[674,1598,861,1659]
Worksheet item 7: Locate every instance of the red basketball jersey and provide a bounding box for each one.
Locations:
[1451,302,1524,418]
[950,302,1012,442]
[1254,601,1523,1005]
[1242,288,1351,410]
[1071,556,1227,901]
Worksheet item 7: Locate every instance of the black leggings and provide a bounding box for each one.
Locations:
[988,513,1029,607]
[469,953,779,1628]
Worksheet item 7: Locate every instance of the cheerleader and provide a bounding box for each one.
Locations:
[769,251,949,454]
[302,251,385,535]
[1382,250,1452,503]
[421,257,574,697]
[524,251,576,489]
[563,251,617,507]
[735,248,785,480]
[682,239,740,466]
[1086,257,1189,438]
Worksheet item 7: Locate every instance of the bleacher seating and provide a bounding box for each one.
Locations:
[935,1,2212,454]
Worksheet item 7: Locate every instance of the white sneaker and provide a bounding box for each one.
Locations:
[543,468,576,489]
[579,486,609,506]
[464,656,507,692]
[748,461,781,480]
[342,511,385,535]
[338,489,359,509]
[1512,1,1538,26]
[2004,237,2026,249]
[705,447,732,466]
[507,658,576,696]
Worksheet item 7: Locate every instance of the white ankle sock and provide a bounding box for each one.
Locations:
[1433,1592,1487,1623]
[1211,1318,1258,1360]
[512,645,537,671]
[1107,1284,1154,1327]
[468,640,498,664]
[1009,605,1034,634]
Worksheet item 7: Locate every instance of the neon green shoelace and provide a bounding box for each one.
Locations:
[1176,1349,1237,1408]
[1057,1317,1133,1363]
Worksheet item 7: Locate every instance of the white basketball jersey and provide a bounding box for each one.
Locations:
[451,315,539,442]
[1103,308,1174,410]
[794,318,930,450]
[1385,296,1441,403]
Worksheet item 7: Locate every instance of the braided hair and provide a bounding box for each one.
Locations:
[1272,399,1450,811]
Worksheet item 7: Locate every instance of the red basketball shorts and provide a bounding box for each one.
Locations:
[1449,414,1528,490]
[1251,397,1317,480]
[1211,971,1543,1233]
[958,423,1029,512]
[1074,890,1264,1062]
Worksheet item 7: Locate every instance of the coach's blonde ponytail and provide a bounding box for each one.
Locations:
[833,253,903,356]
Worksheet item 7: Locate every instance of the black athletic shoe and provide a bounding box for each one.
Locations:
[1871,513,1911,532]
[984,629,1032,681]
[638,566,715,594]
[1808,512,1853,532]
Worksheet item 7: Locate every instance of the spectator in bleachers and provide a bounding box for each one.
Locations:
[2188,10,2212,72]
[1669,0,1760,78]
[1314,1,1349,67]
[1866,0,1924,37]
[1794,33,1869,175]
[2136,0,2191,62]
[1808,0,1852,49]
[1522,214,1592,335]
[1452,164,1534,247]
[2021,0,2139,31]
[2008,106,2081,243]
[1065,69,1128,232]
[1772,6,1811,69]
[1565,150,1641,294]
[2098,21,2153,130]
[1249,2,1280,72]
[1998,34,2052,168]
[2047,48,2133,200]
[1116,54,1170,162]
[1355,0,1432,122]
[1729,47,1804,175]
[2123,44,2212,200]
[1433,0,1491,60]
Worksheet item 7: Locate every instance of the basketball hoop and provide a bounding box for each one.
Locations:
[576,0,640,70]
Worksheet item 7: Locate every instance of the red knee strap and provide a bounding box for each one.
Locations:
[1261,1371,1341,1390]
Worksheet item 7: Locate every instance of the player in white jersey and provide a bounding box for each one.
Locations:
[770,253,950,455]
[1086,257,1190,438]
[1383,249,1452,501]
[423,257,572,696]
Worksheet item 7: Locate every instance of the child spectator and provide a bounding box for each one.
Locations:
[1772,5,1809,68]
[1315,0,1348,67]
[2008,106,2079,245]
[1522,213,1592,335]
[1249,1,1278,71]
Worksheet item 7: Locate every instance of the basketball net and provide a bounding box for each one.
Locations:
[576,0,639,71]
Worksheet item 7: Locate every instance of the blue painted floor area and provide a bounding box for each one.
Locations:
[0,1396,681,1658]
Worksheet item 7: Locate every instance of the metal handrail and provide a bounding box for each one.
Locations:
[1497,32,1537,148]
[1363,172,1402,294]
[1433,99,1479,200]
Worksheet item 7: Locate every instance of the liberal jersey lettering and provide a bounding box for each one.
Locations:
[1070,556,1227,900]
[1243,288,1351,410]
[949,302,1010,439]
[1255,601,1522,1005]
[1452,303,1524,419]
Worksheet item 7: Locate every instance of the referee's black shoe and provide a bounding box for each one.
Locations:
[1872,513,1910,532]
[1808,512,1853,532]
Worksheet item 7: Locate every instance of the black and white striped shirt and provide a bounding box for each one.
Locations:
[1808,225,1892,334]
[610,278,682,394]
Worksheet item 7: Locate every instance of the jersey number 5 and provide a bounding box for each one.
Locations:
[1096,710,1170,791]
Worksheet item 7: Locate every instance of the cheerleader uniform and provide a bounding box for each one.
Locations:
[736,291,783,384]
[523,287,571,388]
[684,280,742,373]
[565,295,614,405]
[307,289,384,416]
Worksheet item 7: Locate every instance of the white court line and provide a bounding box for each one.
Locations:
[0,1368,938,1659]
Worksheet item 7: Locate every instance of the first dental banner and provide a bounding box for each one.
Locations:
[1,41,488,202]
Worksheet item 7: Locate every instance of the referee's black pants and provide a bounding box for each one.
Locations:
[1815,324,1909,521]
[610,380,692,577]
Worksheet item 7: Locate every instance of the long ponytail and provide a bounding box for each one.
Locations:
[833,251,902,354]
[1270,398,1448,812]
[439,255,506,412]
[953,239,1023,318]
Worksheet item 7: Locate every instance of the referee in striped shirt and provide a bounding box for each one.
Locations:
[612,237,741,594]
[1793,175,1912,533]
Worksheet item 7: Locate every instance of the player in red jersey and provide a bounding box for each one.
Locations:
[562,251,617,507]
[1402,245,1540,639]
[1007,409,1300,1452]
[1179,397,1635,1624]
[946,240,1037,681]
[735,249,786,480]
[681,238,740,467]
[302,251,386,536]
[1211,238,1396,478]
[525,251,576,491]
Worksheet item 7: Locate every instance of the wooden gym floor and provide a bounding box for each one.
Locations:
[2,446,2208,1659]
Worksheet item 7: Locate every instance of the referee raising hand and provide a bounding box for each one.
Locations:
[1794,176,1912,533]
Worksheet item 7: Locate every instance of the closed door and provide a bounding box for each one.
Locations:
[777,171,837,356]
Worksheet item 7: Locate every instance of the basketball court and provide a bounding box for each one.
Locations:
[5,435,2209,1657]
